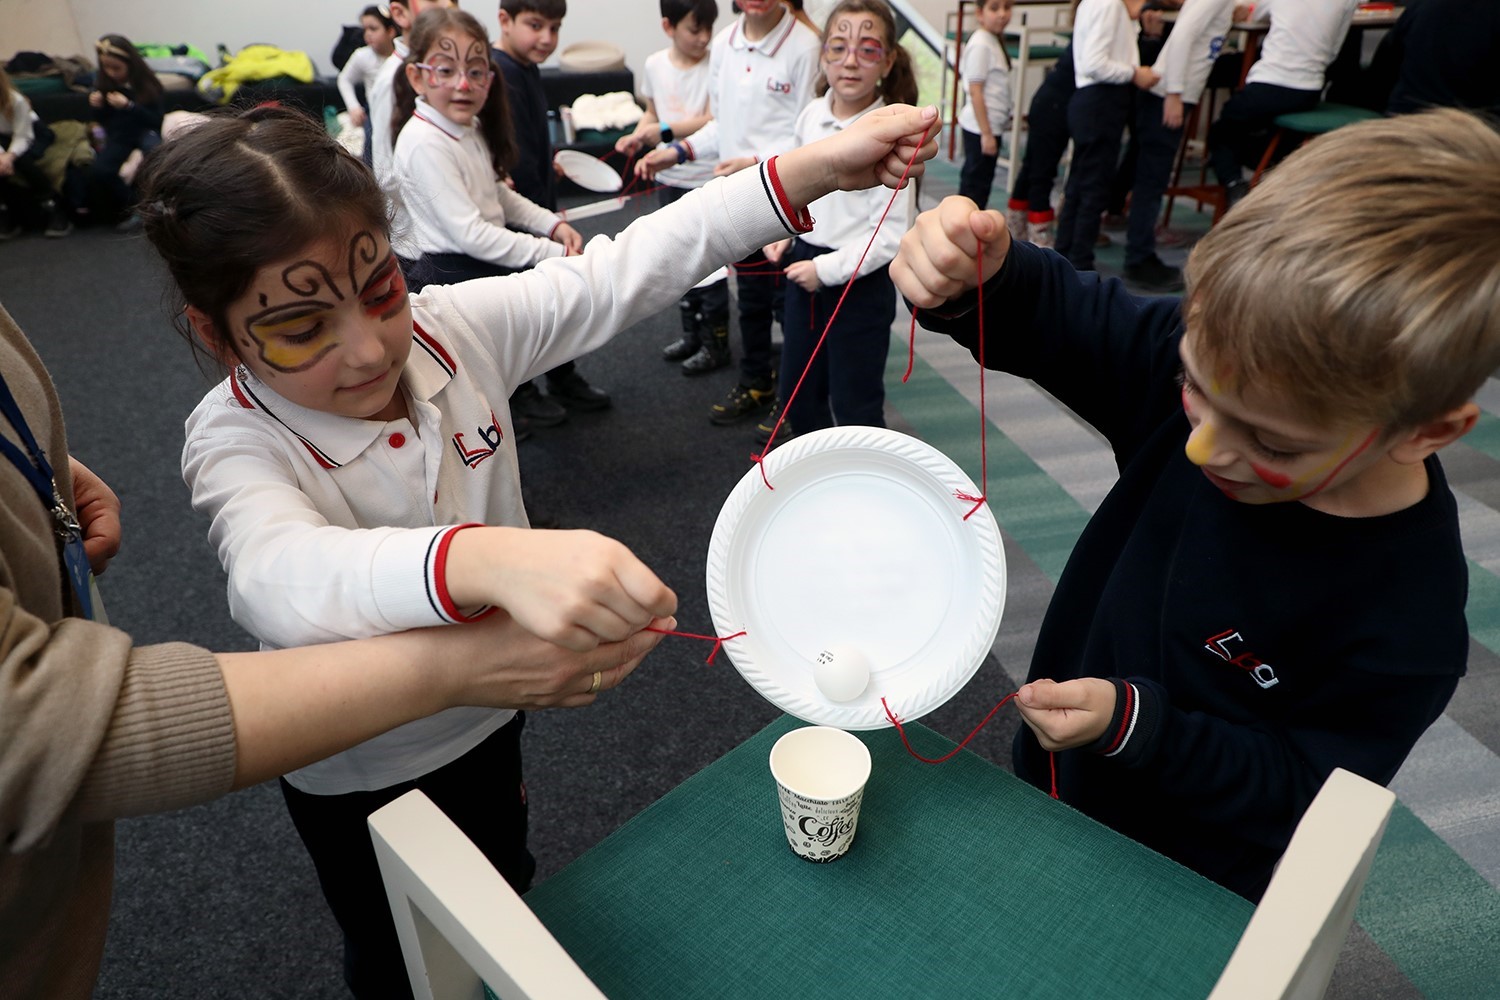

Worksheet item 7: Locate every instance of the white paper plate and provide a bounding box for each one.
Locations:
[554,149,622,193]
[706,426,1006,729]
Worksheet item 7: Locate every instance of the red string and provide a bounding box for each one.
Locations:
[882,694,1059,800]
[645,625,747,664]
[751,125,934,488]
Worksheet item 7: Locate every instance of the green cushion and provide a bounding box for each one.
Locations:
[13,76,66,96]
[1273,103,1383,135]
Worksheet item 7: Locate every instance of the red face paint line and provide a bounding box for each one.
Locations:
[1296,428,1381,499]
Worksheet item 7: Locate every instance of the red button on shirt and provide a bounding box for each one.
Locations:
[388,433,406,448]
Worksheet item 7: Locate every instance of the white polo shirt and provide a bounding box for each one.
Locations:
[682,9,821,164]
[395,98,566,267]
[794,95,913,286]
[369,37,408,183]
[181,160,812,795]
[1073,0,1141,88]
[1151,0,1237,103]
[1245,0,1360,92]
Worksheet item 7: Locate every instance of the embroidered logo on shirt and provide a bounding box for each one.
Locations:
[1204,629,1280,690]
[451,409,505,469]
[765,77,794,94]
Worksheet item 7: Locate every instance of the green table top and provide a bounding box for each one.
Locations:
[527,716,1254,998]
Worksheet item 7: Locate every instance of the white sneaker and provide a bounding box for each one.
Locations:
[1027,220,1054,249]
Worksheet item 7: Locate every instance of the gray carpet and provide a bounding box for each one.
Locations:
[2,169,1497,998]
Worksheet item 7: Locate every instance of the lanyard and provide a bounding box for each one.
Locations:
[0,369,95,619]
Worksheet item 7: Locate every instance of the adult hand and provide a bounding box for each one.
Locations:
[784,259,821,292]
[348,106,367,127]
[106,91,130,109]
[553,221,584,255]
[981,133,998,157]
[68,456,122,575]
[713,154,758,177]
[1014,678,1117,750]
[890,196,1011,309]
[437,610,675,710]
[1163,94,1184,130]
[444,526,678,652]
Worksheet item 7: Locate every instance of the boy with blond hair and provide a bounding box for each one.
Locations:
[891,108,1497,900]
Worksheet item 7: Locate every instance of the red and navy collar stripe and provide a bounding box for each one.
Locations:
[413,322,457,377]
[231,367,340,469]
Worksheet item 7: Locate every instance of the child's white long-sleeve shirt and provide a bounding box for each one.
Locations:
[794,95,912,286]
[1245,0,1360,92]
[336,45,384,113]
[1073,0,1141,88]
[181,160,814,794]
[1151,0,1237,103]
[394,98,565,269]
[1,92,38,157]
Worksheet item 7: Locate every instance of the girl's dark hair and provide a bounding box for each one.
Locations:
[136,106,390,367]
[661,0,718,29]
[362,4,398,30]
[816,0,918,107]
[393,7,517,178]
[95,34,164,105]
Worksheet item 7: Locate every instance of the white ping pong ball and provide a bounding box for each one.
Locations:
[813,643,871,702]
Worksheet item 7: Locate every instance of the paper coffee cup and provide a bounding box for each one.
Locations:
[769,726,872,863]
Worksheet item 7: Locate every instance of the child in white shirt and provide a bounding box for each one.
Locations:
[1209,0,1360,204]
[1054,0,1158,271]
[336,4,399,163]
[956,0,1014,209]
[615,0,730,374]
[138,83,937,998]
[391,10,583,289]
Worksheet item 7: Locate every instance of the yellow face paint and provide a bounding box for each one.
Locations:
[246,311,341,373]
[1184,420,1216,466]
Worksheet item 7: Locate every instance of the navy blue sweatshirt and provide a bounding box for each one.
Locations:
[919,242,1467,900]
[493,47,556,211]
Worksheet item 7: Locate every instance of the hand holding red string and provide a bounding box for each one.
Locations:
[890,195,1012,310]
[771,104,938,207]
[1014,678,1117,751]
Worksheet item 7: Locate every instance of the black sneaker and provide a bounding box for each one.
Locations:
[662,335,699,362]
[754,401,792,445]
[710,380,775,425]
[1123,254,1185,293]
[511,380,569,427]
[43,202,72,238]
[545,369,611,411]
[681,342,731,376]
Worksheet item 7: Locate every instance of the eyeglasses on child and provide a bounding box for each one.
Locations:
[822,39,886,65]
[415,61,495,88]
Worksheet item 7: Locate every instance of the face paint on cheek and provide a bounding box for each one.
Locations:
[1249,463,1293,489]
[364,267,407,321]
[1289,428,1381,500]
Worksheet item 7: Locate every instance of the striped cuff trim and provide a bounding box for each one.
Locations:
[427,524,493,624]
[1102,681,1139,757]
[762,156,814,235]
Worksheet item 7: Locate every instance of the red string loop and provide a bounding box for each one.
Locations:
[645,625,747,664]
[882,694,1059,799]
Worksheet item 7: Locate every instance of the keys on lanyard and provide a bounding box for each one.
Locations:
[0,371,96,620]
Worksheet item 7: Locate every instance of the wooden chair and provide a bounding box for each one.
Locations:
[1208,768,1396,1000]
[369,789,609,1000]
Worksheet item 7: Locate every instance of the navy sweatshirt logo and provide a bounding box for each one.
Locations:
[1204,629,1280,690]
